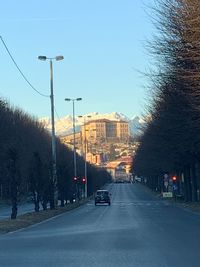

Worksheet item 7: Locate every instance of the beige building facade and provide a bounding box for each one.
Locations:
[81,119,129,144]
[60,119,130,164]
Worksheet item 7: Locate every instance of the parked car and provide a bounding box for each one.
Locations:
[95,190,111,206]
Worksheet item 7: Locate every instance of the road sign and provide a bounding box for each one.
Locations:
[164,181,168,188]
[162,192,173,198]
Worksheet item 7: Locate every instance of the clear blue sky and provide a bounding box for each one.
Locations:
[0,0,155,119]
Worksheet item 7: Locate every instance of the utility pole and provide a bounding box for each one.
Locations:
[65,98,82,199]
[38,55,64,208]
[78,115,91,198]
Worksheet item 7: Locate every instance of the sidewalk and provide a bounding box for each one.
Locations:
[0,198,90,234]
[0,202,35,220]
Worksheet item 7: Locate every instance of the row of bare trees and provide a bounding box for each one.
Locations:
[134,0,200,201]
[0,99,111,218]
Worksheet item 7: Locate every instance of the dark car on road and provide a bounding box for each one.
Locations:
[95,190,111,206]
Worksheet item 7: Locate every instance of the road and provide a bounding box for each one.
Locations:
[0,183,200,267]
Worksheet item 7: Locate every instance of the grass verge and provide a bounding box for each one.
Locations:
[176,201,200,212]
[0,199,89,234]
[136,182,200,213]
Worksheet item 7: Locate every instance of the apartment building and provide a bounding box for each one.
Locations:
[81,119,129,143]
[60,119,130,163]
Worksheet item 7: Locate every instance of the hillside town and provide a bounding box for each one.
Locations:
[59,116,139,182]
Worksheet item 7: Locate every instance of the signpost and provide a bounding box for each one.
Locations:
[162,173,173,198]
[163,174,169,192]
[162,192,173,198]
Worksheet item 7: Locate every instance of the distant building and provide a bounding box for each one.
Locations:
[60,119,130,164]
[86,152,102,165]
[106,156,133,181]
[81,119,129,144]
[60,132,83,155]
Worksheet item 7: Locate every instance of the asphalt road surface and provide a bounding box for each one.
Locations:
[0,183,200,267]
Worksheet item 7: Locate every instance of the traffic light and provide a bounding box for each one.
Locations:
[172,176,177,182]
[73,177,78,182]
[82,177,86,183]
[172,175,178,192]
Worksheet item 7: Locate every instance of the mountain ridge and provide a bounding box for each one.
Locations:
[39,112,145,137]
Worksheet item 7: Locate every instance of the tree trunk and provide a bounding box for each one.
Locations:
[42,200,47,210]
[9,149,18,220]
[33,191,40,212]
[11,195,17,219]
[183,166,192,202]
[60,199,64,207]
[190,162,197,202]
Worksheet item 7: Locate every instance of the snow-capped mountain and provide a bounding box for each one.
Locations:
[39,112,144,137]
[129,116,146,136]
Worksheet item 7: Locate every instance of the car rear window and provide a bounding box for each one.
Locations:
[97,191,109,196]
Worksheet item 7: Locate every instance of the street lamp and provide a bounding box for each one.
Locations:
[65,98,82,198]
[78,115,91,198]
[38,55,64,208]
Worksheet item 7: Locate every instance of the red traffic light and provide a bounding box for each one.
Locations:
[73,177,78,181]
[172,176,177,181]
[82,177,86,183]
